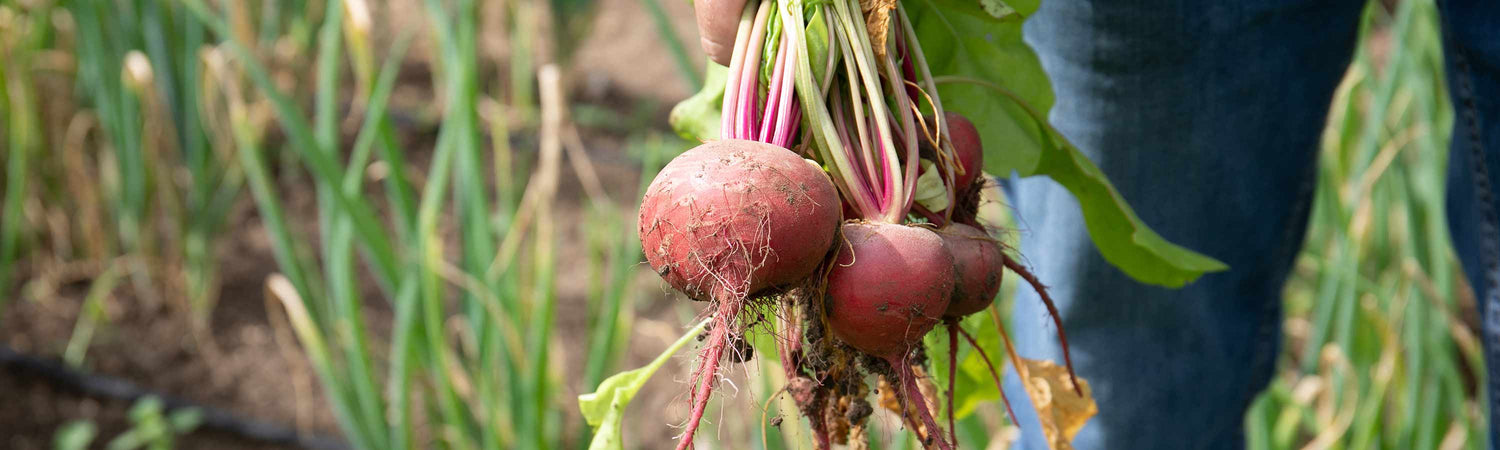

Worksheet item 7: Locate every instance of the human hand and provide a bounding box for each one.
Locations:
[693,0,748,66]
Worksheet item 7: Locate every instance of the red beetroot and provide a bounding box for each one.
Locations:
[640,139,840,300]
[935,223,1009,439]
[639,139,840,450]
[938,223,1004,318]
[825,222,955,449]
[826,222,953,357]
[943,112,983,193]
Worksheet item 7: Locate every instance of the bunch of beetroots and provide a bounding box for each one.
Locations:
[639,0,1074,448]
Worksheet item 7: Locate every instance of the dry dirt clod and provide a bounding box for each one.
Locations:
[860,0,897,58]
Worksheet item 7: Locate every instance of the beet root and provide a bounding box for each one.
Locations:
[639,139,841,300]
[944,112,983,193]
[892,359,952,450]
[938,223,1004,318]
[638,139,840,449]
[825,222,954,449]
[826,222,953,358]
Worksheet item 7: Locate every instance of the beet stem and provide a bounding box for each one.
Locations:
[779,101,800,148]
[720,0,757,140]
[946,322,959,445]
[831,90,879,214]
[1000,254,1082,395]
[737,1,772,140]
[891,357,953,450]
[956,324,1018,427]
[771,35,799,148]
[758,34,790,144]
[897,25,921,109]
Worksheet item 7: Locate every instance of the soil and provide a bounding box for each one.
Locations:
[1,1,724,448]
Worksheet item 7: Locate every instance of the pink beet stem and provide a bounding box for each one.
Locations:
[771,36,799,147]
[758,36,787,143]
[890,357,952,450]
[869,113,897,214]
[897,100,920,217]
[1000,254,1082,395]
[738,34,764,139]
[946,322,959,445]
[896,25,921,107]
[734,0,772,140]
[957,324,1018,427]
[719,0,757,141]
[777,101,800,148]
[832,94,880,213]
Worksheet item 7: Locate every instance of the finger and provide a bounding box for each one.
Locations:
[695,0,748,66]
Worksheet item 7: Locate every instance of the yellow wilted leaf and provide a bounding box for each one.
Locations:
[1020,358,1096,450]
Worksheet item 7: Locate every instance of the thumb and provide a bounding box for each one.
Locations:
[694,0,749,67]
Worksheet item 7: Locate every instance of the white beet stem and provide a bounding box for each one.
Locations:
[782,2,865,212]
[736,1,774,139]
[895,5,960,220]
[720,0,759,140]
[675,295,744,450]
[830,0,903,222]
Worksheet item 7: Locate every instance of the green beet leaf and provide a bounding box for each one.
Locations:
[667,0,1225,287]
[670,61,729,142]
[905,0,1226,287]
[579,320,710,450]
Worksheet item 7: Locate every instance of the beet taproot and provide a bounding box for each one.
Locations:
[826,221,953,358]
[640,139,840,301]
[944,112,983,193]
[638,139,840,450]
[938,223,1004,318]
[824,221,955,450]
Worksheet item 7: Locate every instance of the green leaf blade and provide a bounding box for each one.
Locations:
[580,319,711,450]
[906,0,1227,287]
[669,61,729,142]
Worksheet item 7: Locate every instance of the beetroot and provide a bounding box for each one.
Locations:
[938,223,1004,318]
[640,139,840,301]
[639,139,839,449]
[825,222,954,449]
[944,112,983,193]
[643,1,1076,446]
[826,222,953,357]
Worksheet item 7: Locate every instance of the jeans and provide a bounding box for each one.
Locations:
[1003,0,1500,448]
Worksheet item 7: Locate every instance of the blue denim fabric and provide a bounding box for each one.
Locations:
[1002,0,1500,448]
[1442,0,1500,447]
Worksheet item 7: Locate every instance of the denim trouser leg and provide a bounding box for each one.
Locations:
[1440,0,1500,447]
[1005,1,1365,448]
